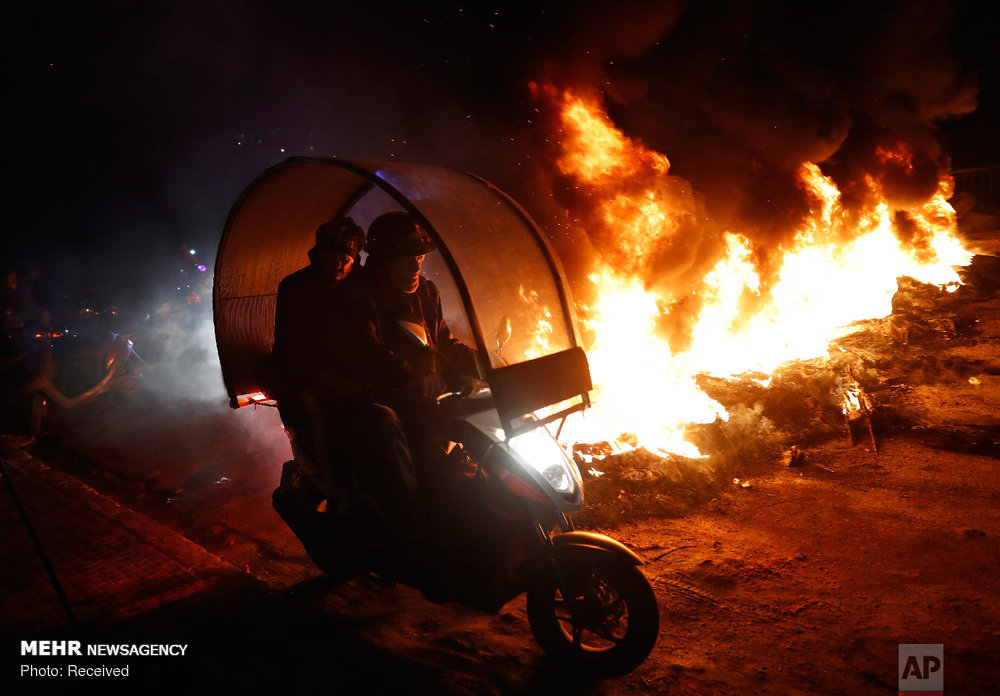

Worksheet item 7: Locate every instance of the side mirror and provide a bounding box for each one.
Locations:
[496,315,511,358]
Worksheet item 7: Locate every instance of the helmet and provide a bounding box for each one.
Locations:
[365,212,436,257]
[313,217,365,258]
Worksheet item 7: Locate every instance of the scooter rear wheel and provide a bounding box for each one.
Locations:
[526,554,659,677]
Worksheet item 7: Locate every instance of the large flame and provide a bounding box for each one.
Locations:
[543,87,972,458]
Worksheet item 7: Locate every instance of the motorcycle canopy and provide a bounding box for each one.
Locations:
[215,158,591,438]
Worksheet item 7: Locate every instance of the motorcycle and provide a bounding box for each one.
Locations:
[274,339,658,676]
[214,157,661,676]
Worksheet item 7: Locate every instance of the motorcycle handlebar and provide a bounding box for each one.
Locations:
[435,391,495,416]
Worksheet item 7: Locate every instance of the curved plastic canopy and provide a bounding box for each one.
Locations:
[214,158,590,434]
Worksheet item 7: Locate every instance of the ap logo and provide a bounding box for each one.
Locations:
[899,644,943,695]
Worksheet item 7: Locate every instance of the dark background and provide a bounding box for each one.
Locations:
[2,0,997,312]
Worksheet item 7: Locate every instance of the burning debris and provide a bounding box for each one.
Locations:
[530,66,973,469]
[781,446,805,468]
[549,87,969,440]
[569,263,1000,526]
[837,367,878,452]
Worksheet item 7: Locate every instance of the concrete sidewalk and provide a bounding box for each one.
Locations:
[0,435,255,634]
[0,434,483,694]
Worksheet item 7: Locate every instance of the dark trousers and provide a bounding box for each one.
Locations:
[282,389,430,542]
[345,402,428,541]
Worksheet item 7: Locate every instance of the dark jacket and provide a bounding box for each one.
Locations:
[271,254,356,408]
[339,265,477,403]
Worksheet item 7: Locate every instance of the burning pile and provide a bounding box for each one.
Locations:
[534,85,972,459]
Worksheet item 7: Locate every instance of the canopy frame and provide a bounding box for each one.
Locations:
[214,157,590,439]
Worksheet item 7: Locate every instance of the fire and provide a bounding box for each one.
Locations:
[566,267,726,460]
[541,86,972,458]
[560,95,669,182]
[875,141,915,174]
[551,88,695,278]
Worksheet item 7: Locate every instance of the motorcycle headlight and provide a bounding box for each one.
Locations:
[508,427,578,496]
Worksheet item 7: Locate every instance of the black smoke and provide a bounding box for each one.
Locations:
[527,0,984,315]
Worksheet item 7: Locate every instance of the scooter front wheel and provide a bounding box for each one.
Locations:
[526,554,659,677]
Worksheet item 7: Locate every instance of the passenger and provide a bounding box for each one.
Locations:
[272,217,364,496]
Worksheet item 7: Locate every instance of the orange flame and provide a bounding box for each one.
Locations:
[875,141,915,174]
[542,87,971,458]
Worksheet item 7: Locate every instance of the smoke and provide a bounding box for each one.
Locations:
[143,303,224,405]
[129,264,292,467]
[529,0,979,303]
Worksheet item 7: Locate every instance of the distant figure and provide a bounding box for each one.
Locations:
[1,268,49,434]
[2,269,48,334]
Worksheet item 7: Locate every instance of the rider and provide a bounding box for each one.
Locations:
[335,212,478,556]
[344,211,477,407]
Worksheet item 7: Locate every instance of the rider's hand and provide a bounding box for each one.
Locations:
[460,376,489,397]
[435,392,466,422]
[416,371,448,399]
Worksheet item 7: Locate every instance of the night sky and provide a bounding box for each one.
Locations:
[4,0,998,311]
